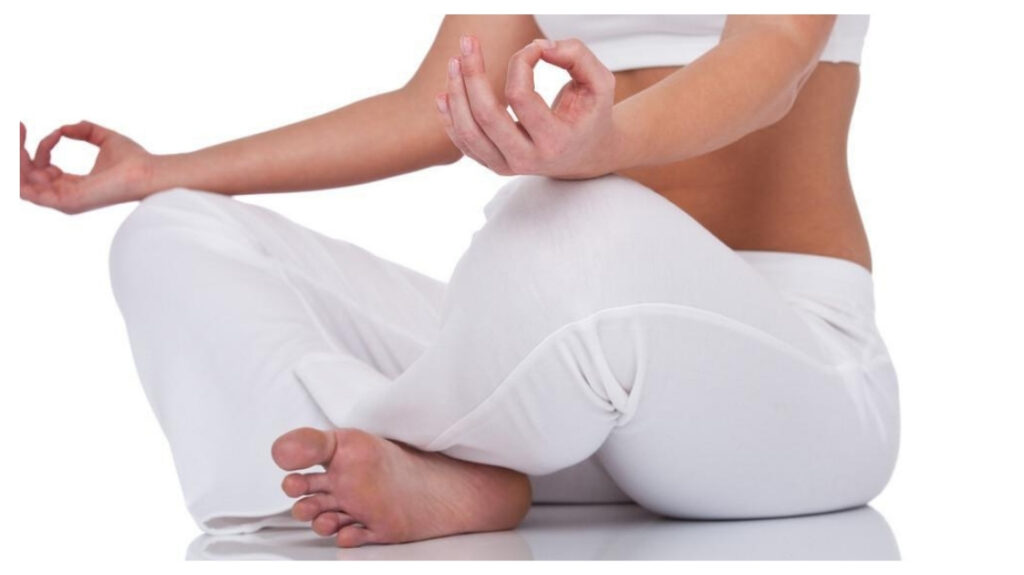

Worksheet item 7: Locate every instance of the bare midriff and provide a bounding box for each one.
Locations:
[610,63,872,271]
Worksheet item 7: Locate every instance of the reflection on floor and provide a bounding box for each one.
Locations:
[187,503,900,560]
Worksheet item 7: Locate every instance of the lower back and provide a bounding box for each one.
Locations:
[611,63,872,271]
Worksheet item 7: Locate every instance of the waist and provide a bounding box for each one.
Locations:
[611,60,864,259]
[616,169,873,271]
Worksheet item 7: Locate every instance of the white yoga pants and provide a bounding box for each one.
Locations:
[109,174,900,534]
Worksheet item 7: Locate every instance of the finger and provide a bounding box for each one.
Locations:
[33,129,63,168]
[506,39,561,138]
[436,67,476,161]
[436,92,482,166]
[457,35,531,155]
[59,120,110,146]
[20,123,33,178]
[539,38,615,95]
[436,92,465,151]
[445,55,512,174]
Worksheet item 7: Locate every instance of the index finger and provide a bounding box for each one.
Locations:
[538,38,614,93]
[60,120,111,146]
[505,39,560,138]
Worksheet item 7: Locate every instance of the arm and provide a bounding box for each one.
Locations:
[611,15,837,169]
[150,89,457,196]
[151,15,543,195]
[436,15,837,179]
[20,15,542,213]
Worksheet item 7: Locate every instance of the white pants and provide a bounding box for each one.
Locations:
[109,174,900,534]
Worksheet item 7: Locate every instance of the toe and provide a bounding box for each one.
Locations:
[336,524,379,548]
[271,427,337,471]
[312,511,357,536]
[291,493,340,522]
[282,472,331,497]
[281,473,308,497]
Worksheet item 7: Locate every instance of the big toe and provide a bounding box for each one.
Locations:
[271,427,337,471]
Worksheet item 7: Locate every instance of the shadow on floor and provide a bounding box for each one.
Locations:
[186,503,900,560]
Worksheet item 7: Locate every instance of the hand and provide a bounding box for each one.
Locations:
[20,120,155,214]
[436,35,621,180]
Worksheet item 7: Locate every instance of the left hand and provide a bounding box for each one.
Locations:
[436,35,621,180]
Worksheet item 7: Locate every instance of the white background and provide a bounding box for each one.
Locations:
[4,0,1023,569]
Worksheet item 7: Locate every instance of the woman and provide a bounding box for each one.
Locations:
[18,14,899,548]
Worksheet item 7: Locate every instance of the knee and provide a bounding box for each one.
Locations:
[478,174,670,247]
[108,188,230,297]
[447,174,693,313]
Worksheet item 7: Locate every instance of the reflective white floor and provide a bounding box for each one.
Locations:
[187,503,899,560]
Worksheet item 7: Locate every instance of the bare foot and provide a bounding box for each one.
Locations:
[270,427,532,547]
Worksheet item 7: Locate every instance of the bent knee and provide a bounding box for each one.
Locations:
[450,174,708,310]
[111,188,220,245]
[108,188,239,294]
[484,173,670,229]
[474,174,704,263]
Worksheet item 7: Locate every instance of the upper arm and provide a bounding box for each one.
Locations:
[404,15,543,106]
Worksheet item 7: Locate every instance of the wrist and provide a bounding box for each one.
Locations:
[142,153,189,197]
[607,103,646,173]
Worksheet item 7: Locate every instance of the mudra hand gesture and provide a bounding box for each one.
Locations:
[436,35,622,180]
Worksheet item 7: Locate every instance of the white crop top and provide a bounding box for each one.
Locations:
[533,15,870,72]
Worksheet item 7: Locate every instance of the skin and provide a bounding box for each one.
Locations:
[19,15,870,546]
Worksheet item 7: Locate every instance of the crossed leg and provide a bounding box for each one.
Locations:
[109,183,625,545]
[267,174,898,542]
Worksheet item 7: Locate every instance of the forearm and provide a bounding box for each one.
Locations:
[610,18,834,170]
[145,88,462,197]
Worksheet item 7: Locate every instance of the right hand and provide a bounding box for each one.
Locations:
[20,120,155,214]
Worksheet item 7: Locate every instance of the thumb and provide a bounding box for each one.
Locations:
[60,120,111,147]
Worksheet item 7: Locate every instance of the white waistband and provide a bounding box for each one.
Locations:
[735,250,876,315]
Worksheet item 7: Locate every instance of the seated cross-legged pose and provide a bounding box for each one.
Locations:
[19,14,899,548]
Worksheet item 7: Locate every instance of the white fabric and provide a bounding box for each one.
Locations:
[532,15,870,71]
[110,174,899,535]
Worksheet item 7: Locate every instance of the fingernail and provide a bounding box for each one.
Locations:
[435,93,448,114]
[460,35,473,56]
[449,56,461,77]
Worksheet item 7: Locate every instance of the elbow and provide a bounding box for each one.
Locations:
[762,16,834,126]
[750,85,799,132]
[433,138,465,166]
[423,107,466,166]
[762,82,802,127]
[758,52,819,129]
[394,84,466,167]
[421,113,466,167]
